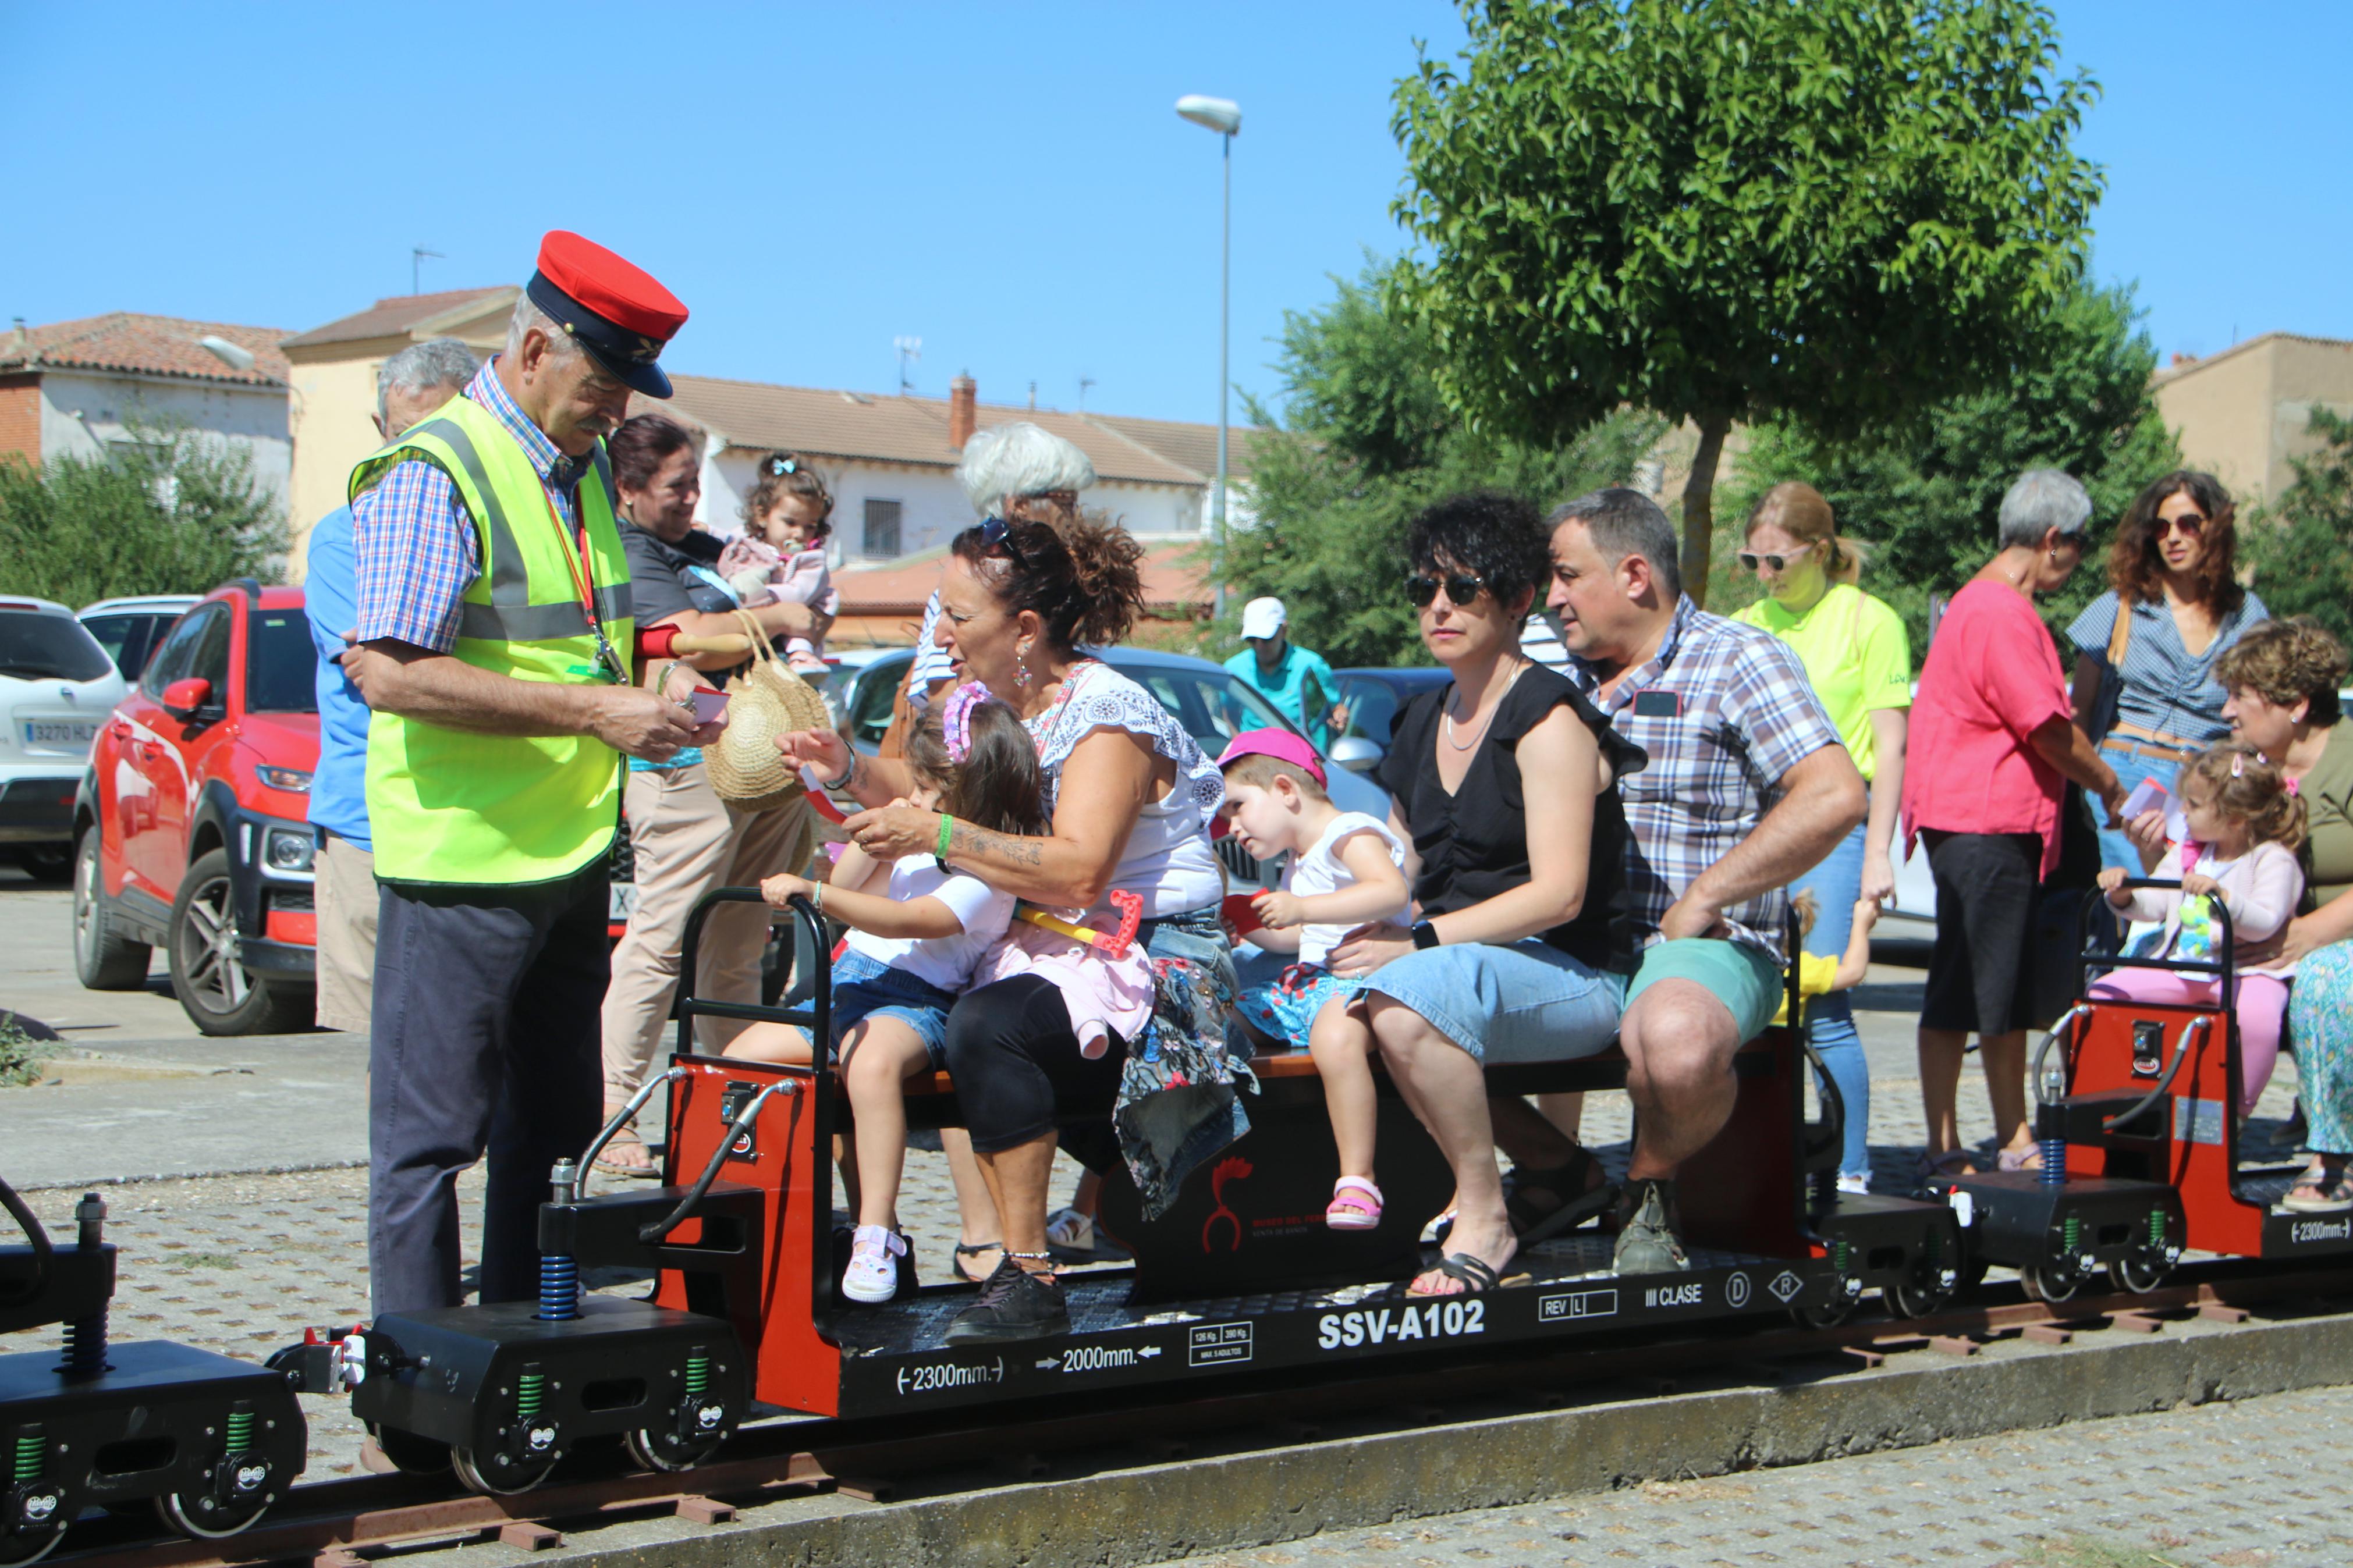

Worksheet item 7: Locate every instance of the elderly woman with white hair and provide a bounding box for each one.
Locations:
[1901,468,2127,1178]
[780,422,1244,1345]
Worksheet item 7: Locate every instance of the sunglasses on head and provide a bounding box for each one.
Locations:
[1404,571,1489,608]
[978,514,1028,568]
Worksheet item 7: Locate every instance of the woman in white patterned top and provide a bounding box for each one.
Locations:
[775,424,1240,1346]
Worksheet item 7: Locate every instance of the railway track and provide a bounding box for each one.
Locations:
[50,1256,2353,1567]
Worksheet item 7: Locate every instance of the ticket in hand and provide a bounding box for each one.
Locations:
[690,689,732,724]
[2121,776,2169,820]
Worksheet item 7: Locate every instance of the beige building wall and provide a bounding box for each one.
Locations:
[282,292,513,579]
[2154,333,2353,506]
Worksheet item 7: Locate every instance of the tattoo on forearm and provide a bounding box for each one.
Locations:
[951,823,1043,866]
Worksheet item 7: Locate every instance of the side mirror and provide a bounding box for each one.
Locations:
[1328,735,1383,773]
[161,677,212,717]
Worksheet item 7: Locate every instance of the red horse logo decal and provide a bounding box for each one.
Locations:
[1201,1156,1254,1253]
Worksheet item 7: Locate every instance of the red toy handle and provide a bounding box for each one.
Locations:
[1104,888,1144,959]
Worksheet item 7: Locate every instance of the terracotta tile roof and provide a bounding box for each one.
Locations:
[832,541,1212,618]
[1,312,292,387]
[279,286,518,351]
[636,374,1256,490]
[1081,410,1261,482]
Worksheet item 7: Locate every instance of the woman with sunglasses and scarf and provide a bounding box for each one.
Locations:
[1335,492,1638,1299]
[2068,471,2269,873]
[775,422,1241,1344]
[1731,482,1910,1193]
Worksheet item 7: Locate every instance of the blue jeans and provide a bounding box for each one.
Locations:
[2094,741,2178,874]
[1791,823,1870,1182]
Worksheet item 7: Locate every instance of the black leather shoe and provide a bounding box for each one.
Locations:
[943,1256,1069,1344]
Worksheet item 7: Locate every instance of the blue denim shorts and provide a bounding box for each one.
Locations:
[831,950,958,1068]
[1360,939,1627,1064]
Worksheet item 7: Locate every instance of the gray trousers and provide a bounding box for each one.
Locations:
[368,863,607,1315]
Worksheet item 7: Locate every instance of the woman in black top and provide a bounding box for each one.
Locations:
[1329,492,1641,1297]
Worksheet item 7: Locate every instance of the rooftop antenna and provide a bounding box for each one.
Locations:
[1028,380,1037,411]
[1078,375,1096,412]
[893,336,922,395]
[412,246,445,295]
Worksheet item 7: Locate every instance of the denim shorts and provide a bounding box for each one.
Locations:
[1360,939,1627,1064]
[831,950,958,1069]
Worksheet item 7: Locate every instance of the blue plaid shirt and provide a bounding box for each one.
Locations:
[1564,597,1845,963]
[353,360,585,653]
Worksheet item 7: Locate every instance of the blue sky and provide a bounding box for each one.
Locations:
[3,3,2346,428]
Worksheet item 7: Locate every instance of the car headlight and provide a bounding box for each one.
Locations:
[264,828,315,873]
[257,766,312,791]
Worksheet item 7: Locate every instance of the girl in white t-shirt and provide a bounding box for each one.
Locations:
[729,690,1039,1302]
[1218,731,1411,1232]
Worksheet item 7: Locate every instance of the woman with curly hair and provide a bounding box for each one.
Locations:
[2216,618,2353,1210]
[2068,470,2270,871]
[776,422,1245,1343]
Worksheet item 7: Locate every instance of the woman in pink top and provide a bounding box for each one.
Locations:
[1903,470,2125,1178]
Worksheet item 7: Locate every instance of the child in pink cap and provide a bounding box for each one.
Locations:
[1217,729,1411,1230]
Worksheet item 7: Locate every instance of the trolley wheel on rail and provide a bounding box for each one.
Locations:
[2109,1255,2170,1295]
[452,1448,555,1497]
[2020,1264,2084,1304]
[626,1428,722,1474]
[1886,1277,1956,1320]
[1788,1296,1858,1330]
[154,1490,271,1541]
[365,1422,452,1475]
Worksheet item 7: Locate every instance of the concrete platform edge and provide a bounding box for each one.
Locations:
[14,1158,367,1193]
[549,1311,2353,1568]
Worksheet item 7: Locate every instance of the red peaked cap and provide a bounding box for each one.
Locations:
[536,230,687,341]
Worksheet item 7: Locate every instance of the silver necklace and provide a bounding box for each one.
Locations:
[1443,658,1531,752]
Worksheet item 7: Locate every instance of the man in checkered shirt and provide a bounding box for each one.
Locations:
[1551,489,1867,1275]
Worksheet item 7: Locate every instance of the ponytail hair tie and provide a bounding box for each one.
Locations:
[942,681,989,763]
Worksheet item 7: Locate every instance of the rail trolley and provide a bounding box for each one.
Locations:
[0,1181,306,1565]
[315,890,1959,1485]
[1944,881,2353,1303]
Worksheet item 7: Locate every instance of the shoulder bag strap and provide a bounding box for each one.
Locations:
[2106,596,2134,670]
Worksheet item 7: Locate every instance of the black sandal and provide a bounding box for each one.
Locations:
[1503,1144,1617,1243]
[952,1240,1003,1284]
[1407,1250,1529,1297]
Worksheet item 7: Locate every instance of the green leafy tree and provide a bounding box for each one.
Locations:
[1389,0,2104,606]
[0,428,286,605]
[2242,408,2353,646]
[1219,262,1662,667]
[1717,281,2180,655]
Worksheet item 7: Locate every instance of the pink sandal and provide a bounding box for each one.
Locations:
[1326,1176,1384,1231]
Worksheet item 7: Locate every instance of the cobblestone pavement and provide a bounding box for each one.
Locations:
[1144,1382,2353,1568]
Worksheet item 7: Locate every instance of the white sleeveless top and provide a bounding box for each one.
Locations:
[1287,812,1408,965]
[1026,662,1226,919]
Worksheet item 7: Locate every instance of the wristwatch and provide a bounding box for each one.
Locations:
[1411,920,1442,951]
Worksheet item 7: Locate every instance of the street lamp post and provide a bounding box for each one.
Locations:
[1176,94,1241,621]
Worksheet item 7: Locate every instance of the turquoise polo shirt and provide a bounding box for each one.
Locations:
[1224,642,1340,751]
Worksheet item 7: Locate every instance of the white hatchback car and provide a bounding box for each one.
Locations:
[0,596,129,880]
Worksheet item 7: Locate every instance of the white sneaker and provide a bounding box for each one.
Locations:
[843,1225,907,1303]
[1835,1173,1870,1196]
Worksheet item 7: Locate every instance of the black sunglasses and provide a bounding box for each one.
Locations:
[979,515,1028,568]
[1404,571,1488,609]
[1737,547,1822,573]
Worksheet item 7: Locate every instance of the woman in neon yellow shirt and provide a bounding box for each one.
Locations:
[1733,482,1911,1192]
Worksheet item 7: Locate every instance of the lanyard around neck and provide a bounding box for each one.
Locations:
[534,475,630,684]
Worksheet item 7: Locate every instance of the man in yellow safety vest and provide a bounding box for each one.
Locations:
[345,231,722,1313]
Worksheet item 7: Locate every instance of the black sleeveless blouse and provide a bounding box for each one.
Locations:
[1374,664,1645,973]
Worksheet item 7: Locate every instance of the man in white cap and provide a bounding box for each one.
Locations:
[1224,596,1344,752]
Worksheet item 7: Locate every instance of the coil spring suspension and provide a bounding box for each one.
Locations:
[516,1367,545,1421]
[2062,1213,2083,1259]
[223,1405,253,1457]
[2149,1208,2168,1247]
[12,1428,41,1483]
[59,1311,108,1378]
[683,1352,710,1397]
[2039,1133,2067,1186]
[537,1254,579,1322]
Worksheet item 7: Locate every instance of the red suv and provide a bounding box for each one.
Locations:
[72,582,321,1034]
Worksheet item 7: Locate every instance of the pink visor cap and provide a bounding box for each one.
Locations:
[1216,727,1326,789]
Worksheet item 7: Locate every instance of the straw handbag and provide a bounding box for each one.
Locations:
[701,610,833,813]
